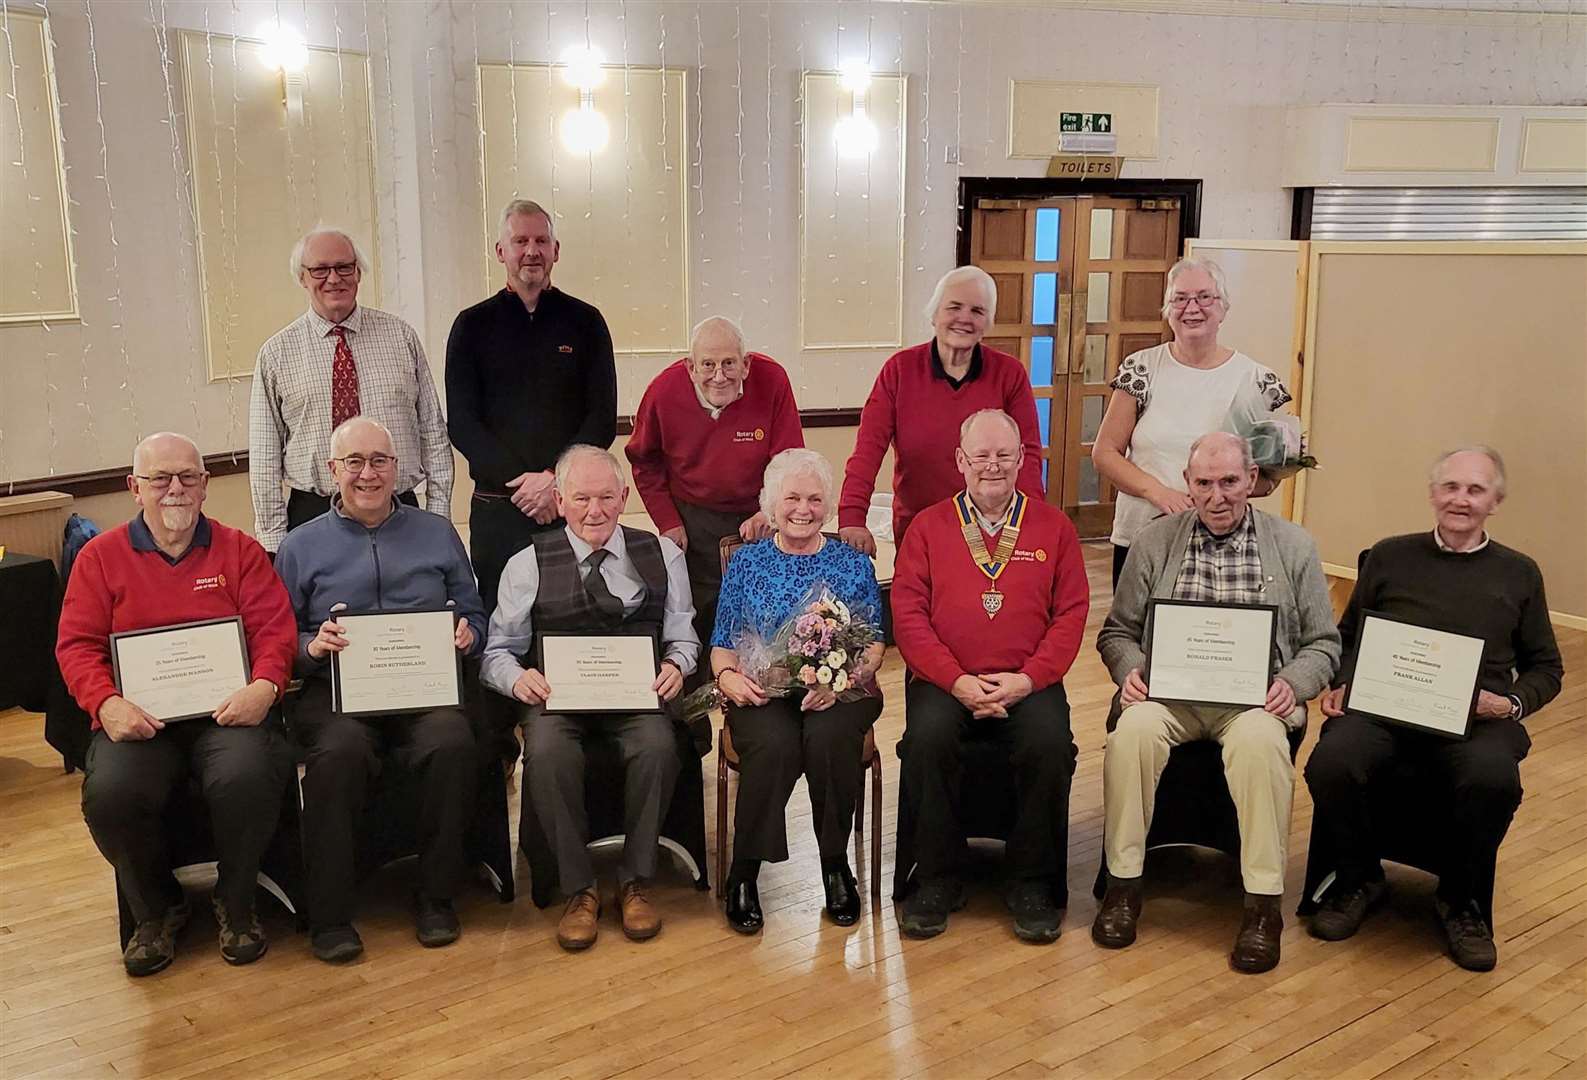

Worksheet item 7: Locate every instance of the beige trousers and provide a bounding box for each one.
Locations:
[1102,701,1295,896]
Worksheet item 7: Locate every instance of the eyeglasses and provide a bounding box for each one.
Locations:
[1168,291,1221,311]
[302,262,359,281]
[693,358,744,377]
[964,452,1019,471]
[134,471,207,491]
[332,453,397,473]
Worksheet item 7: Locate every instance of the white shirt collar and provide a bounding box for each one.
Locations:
[966,492,1015,535]
[565,523,627,564]
[691,371,747,419]
[1433,527,1489,553]
[307,304,363,337]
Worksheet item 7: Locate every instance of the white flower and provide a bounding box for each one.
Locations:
[833,599,850,622]
[832,670,850,693]
[825,649,847,668]
[816,665,833,685]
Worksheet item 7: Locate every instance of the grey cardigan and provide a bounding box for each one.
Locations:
[1096,509,1341,729]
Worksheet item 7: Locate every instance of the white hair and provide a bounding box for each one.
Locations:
[289,228,371,286]
[958,408,1020,445]
[1187,431,1254,473]
[759,448,836,526]
[499,198,555,240]
[1430,445,1507,499]
[132,431,202,474]
[1161,256,1231,318]
[924,265,998,328]
[329,416,395,459]
[554,443,625,494]
[690,315,747,358]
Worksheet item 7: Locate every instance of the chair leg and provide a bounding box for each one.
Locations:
[870,756,883,901]
[715,732,729,900]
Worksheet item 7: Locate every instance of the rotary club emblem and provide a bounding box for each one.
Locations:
[982,589,1004,619]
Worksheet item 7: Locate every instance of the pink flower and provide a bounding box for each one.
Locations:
[799,665,818,685]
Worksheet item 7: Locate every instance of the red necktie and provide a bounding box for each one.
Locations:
[330,326,361,427]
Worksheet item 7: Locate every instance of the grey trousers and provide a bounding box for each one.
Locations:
[525,710,680,896]
[81,720,292,924]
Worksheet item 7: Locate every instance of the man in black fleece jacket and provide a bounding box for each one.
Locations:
[1305,446,1563,972]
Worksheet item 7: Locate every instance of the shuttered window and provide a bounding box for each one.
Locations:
[1301,187,1587,241]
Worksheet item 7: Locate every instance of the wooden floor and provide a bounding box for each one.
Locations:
[2,542,1583,1080]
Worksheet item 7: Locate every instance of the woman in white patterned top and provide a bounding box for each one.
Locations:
[1092,257,1292,587]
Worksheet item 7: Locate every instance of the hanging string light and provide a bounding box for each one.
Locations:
[732,2,744,310]
[369,0,405,309]
[763,0,772,312]
[915,2,931,274]
[507,1,520,197]
[693,6,707,310]
[201,9,240,452]
[621,0,636,339]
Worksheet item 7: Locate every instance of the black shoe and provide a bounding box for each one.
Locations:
[415,895,461,948]
[1091,875,1144,949]
[1310,878,1387,941]
[822,862,861,927]
[212,895,268,966]
[725,878,764,935]
[1006,881,1062,944]
[1230,893,1284,974]
[1436,898,1497,972]
[311,924,364,964]
[899,878,966,939]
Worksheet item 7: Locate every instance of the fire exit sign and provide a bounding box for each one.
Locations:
[1060,112,1113,133]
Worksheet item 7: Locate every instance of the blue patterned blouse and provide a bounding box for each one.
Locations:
[710,537,882,649]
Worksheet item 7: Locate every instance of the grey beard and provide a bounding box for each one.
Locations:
[158,504,197,532]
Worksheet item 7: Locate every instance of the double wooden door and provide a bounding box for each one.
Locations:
[969,195,1182,538]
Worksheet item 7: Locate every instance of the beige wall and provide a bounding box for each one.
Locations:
[1297,243,1587,622]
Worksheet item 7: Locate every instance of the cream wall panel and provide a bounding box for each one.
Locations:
[1520,118,1587,173]
[1297,243,1587,621]
[180,32,381,380]
[799,72,907,351]
[476,63,688,357]
[1008,81,1159,160]
[1344,116,1499,173]
[0,11,77,322]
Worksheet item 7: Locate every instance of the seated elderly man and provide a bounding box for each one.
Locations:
[625,316,804,656]
[275,417,488,963]
[56,433,296,976]
[482,445,699,951]
[890,409,1089,943]
[1095,431,1340,974]
[1305,447,1562,972]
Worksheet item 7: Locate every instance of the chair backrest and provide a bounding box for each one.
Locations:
[717,531,843,576]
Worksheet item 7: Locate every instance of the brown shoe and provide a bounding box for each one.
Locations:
[1231,893,1284,974]
[619,880,662,941]
[1091,875,1144,949]
[556,889,601,951]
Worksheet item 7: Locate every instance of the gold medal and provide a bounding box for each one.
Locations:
[954,490,1027,619]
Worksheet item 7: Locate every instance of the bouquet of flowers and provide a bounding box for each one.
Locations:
[1230,411,1318,483]
[680,582,881,722]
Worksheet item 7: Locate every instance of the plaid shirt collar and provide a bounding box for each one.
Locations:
[1172,509,1264,604]
[306,304,364,339]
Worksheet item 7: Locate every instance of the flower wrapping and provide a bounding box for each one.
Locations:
[1229,411,1318,482]
[680,581,882,721]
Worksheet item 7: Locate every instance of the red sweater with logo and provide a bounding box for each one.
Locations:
[891,495,1089,694]
[838,341,1046,543]
[625,354,804,533]
[56,517,297,727]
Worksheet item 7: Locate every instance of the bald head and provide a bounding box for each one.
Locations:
[1187,431,1253,473]
[128,432,207,539]
[329,416,395,459]
[133,432,202,475]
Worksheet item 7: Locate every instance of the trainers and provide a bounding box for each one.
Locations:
[212,895,268,966]
[311,924,365,964]
[415,895,461,948]
[122,900,189,977]
[1310,878,1388,941]
[899,878,966,939]
[1006,881,1062,944]
[1436,898,1498,972]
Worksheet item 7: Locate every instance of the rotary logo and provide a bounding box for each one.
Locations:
[754,428,765,441]
[1035,548,1048,563]
[193,573,226,592]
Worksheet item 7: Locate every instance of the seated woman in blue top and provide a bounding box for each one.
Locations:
[710,448,886,934]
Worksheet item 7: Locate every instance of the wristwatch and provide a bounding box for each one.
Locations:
[1506,694,1524,721]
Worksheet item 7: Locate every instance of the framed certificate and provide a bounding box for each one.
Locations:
[110,616,251,722]
[1144,599,1278,709]
[537,631,662,714]
[331,608,463,716]
[1344,611,1484,739]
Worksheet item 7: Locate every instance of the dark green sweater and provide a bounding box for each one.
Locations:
[1337,533,1563,718]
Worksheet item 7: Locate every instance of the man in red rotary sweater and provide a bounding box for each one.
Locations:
[890,409,1089,943]
[56,432,296,978]
[625,316,803,649]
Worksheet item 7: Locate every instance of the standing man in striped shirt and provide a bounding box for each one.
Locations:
[250,228,454,554]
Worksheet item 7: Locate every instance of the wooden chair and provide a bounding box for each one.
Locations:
[714,534,884,901]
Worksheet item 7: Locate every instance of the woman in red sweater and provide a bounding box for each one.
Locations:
[838,266,1045,552]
